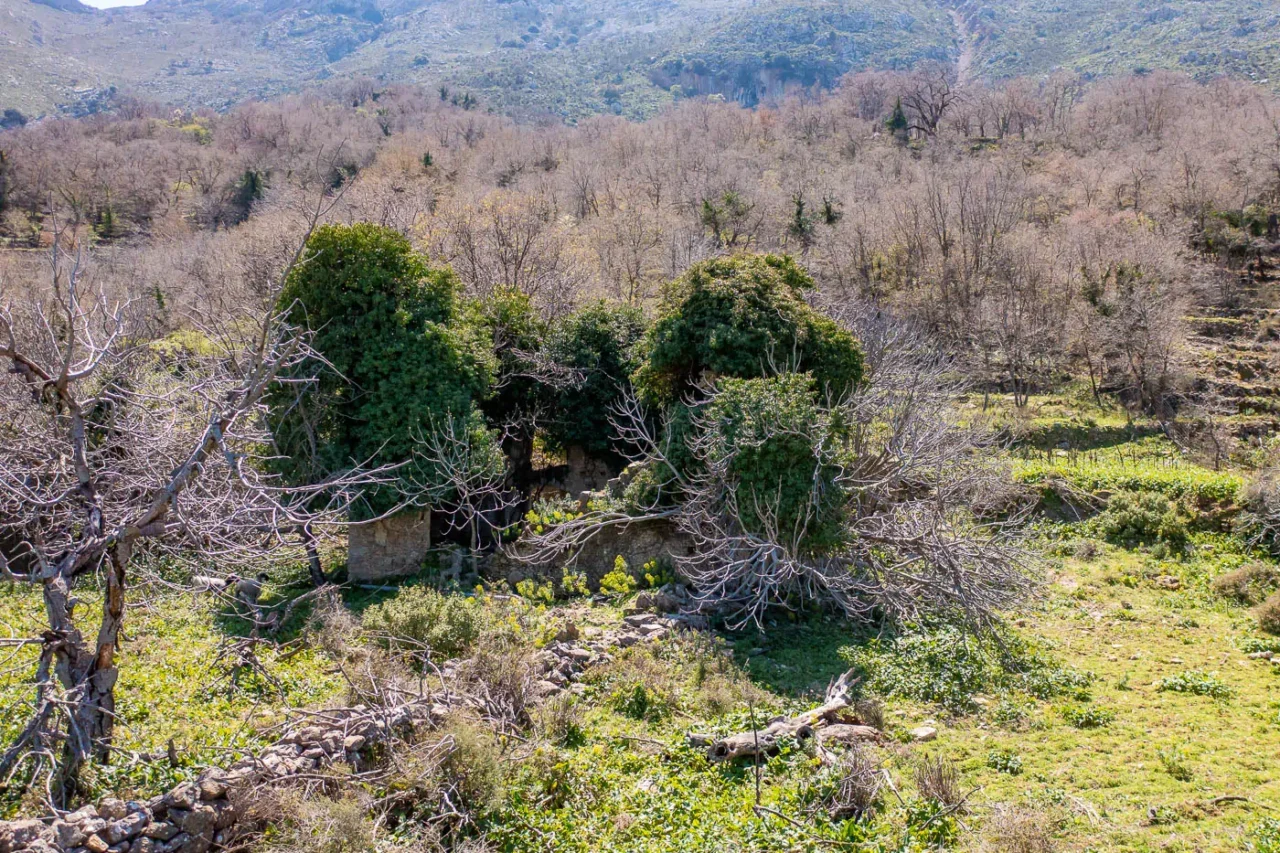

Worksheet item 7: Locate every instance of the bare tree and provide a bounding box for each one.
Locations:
[511,303,1035,631]
[0,225,388,804]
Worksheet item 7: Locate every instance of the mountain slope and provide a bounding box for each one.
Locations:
[3,0,1280,120]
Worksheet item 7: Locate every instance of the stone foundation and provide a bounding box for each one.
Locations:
[347,509,431,581]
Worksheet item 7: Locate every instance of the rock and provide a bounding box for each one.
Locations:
[106,843,130,853]
[343,735,366,752]
[79,820,107,837]
[631,591,658,613]
[153,833,189,853]
[103,812,149,845]
[196,778,227,801]
[98,801,129,822]
[622,613,658,629]
[163,786,198,811]
[55,821,89,848]
[68,807,100,824]
[1248,651,1274,660]
[85,835,111,853]
[1154,575,1182,590]
[141,824,178,842]
[817,724,882,746]
[616,632,641,648]
[5,820,52,851]
[534,679,561,697]
[132,839,154,853]
[564,647,592,663]
[169,805,215,840]
[910,726,938,742]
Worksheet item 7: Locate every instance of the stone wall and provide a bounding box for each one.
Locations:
[347,509,430,581]
[494,517,693,588]
[0,705,438,853]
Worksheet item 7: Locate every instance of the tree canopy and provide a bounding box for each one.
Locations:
[633,254,863,406]
[270,222,495,515]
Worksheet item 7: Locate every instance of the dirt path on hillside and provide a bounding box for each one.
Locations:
[950,9,975,86]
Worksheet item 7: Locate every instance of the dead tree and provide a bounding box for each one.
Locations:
[691,669,881,762]
[0,229,389,804]
[511,301,1036,631]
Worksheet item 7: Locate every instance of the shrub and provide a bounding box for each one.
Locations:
[986,748,1023,775]
[436,718,509,814]
[633,254,862,406]
[540,301,647,466]
[599,556,638,596]
[270,223,496,516]
[700,374,848,551]
[1156,670,1232,699]
[1213,562,1280,605]
[913,755,963,807]
[814,746,881,821]
[1259,592,1280,635]
[1060,705,1115,729]
[843,627,1004,712]
[1157,746,1193,781]
[1097,490,1188,552]
[535,695,585,747]
[361,586,487,659]
[982,805,1055,853]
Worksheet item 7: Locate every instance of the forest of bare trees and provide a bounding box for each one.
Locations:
[1,70,1275,412]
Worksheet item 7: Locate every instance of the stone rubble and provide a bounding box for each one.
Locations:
[0,594,692,853]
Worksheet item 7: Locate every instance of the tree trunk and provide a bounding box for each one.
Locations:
[302,522,327,587]
[40,542,128,805]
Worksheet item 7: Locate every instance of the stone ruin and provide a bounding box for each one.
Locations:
[346,509,431,581]
[0,595,695,853]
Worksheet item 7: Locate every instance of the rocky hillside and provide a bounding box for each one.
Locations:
[5,0,1280,120]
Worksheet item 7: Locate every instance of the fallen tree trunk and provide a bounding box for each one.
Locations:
[692,669,882,762]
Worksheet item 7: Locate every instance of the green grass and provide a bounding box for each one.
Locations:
[3,393,1279,849]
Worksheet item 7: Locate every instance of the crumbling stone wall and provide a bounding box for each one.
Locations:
[347,509,431,581]
[493,517,693,588]
[0,705,435,853]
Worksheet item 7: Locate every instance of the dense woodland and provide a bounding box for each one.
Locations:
[2,68,1280,852]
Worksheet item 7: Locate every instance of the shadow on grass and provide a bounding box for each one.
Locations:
[718,617,890,699]
[1014,421,1163,453]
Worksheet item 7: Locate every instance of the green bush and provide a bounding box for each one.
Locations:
[540,301,647,466]
[633,254,862,406]
[1097,490,1189,552]
[842,626,1005,713]
[361,585,487,659]
[1060,705,1115,729]
[701,373,848,551]
[269,223,496,516]
[986,748,1023,775]
[1156,670,1232,699]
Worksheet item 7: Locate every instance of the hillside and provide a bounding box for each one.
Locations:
[4,0,1280,120]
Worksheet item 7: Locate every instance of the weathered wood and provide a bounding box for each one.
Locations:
[697,669,881,761]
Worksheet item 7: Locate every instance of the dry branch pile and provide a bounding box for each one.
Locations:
[691,669,883,763]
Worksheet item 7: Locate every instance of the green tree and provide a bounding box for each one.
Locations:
[541,301,647,467]
[701,373,848,552]
[269,223,495,517]
[886,96,909,142]
[633,254,862,406]
[472,287,546,486]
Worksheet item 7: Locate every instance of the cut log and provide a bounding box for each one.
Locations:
[697,669,880,762]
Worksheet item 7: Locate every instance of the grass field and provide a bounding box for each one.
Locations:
[3,393,1279,851]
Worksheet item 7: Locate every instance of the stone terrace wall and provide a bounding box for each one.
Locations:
[0,704,436,853]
